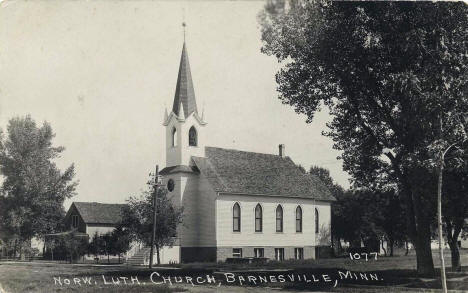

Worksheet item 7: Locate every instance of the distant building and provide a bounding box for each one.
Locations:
[156,41,336,264]
[64,202,126,237]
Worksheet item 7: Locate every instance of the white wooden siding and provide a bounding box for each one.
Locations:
[216,194,331,247]
[163,172,217,247]
[86,225,115,237]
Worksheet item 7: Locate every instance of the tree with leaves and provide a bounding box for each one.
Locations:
[110,226,131,263]
[101,232,113,264]
[120,176,183,265]
[87,231,103,261]
[60,231,87,263]
[0,116,77,258]
[360,188,407,256]
[309,166,348,251]
[441,165,468,271]
[260,1,468,275]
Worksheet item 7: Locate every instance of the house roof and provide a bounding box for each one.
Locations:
[172,42,198,118]
[71,202,126,225]
[191,147,335,201]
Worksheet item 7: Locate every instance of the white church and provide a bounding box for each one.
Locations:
[156,41,336,263]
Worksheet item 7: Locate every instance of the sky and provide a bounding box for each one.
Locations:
[0,1,350,208]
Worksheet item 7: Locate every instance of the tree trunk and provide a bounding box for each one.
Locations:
[445,221,462,272]
[336,237,343,255]
[108,253,110,264]
[405,241,409,256]
[389,238,394,257]
[448,240,461,272]
[395,167,435,276]
[408,183,435,276]
[19,241,25,261]
[414,227,435,276]
[13,239,17,259]
[156,244,160,265]
[381,239,387,256]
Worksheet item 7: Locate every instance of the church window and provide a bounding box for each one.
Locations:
[188,126,197,146]
[71,215,78,229]
[255,204,262,232]
[233,203,241,232]
[315,208,319,234]
[296,206,303,232]
[171,127,177,147]
[167,179,175,192]
[276,205,283,232]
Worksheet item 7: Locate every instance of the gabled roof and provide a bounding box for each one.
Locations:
[172,42,198,118]
[192,147,335,201]
[71,202,126,225]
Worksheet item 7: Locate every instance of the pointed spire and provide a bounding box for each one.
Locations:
[163,107,168,123]
[172,40,198,119]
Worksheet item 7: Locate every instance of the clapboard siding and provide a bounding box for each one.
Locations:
[163,172,217,247]
[194,174,217,246]
[216,194,331,247]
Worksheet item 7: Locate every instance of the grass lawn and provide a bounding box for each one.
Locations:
[1,251,468,293]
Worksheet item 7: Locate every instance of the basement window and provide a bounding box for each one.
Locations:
[232,248,242,258]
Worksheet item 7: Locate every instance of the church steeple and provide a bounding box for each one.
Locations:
[164,36,206,167]
[172,42,198,119]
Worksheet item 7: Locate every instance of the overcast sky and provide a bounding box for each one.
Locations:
[0,1,350,207]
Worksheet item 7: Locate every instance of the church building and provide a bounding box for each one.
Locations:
[158,41,335,263]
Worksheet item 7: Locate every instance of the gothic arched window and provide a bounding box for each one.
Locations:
[233,203,241,232]
[255,204,262,232]
[189,126,197,146]
[296,206,302,232]
[315,208,319,234]
[171,127,177,147]
[276,205,283,232]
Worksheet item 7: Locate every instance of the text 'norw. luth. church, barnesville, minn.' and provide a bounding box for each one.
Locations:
[63,40,336,265]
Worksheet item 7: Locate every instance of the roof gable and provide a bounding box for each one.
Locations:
[192,147,335,201]
[70,202,126,225]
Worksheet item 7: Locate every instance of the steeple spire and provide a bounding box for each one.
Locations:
[172,39,198,118]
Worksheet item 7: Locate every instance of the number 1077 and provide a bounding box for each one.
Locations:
[349,252,378,261]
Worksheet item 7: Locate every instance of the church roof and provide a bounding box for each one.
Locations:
[172,42,198,118]
[192,147,335,201]
[71,202,126,225]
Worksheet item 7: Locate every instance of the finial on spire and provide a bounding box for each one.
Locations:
[182,8,186,43]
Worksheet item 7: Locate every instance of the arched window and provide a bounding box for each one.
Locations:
[171,127,177,147]
[296,206,302,232]
[188,126,197,146]
[276,205,283,232]
[233,203,241,232]
[255,204,262,232]
[315,208,319,234]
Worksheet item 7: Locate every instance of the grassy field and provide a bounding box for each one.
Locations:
[1,251,468,293]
